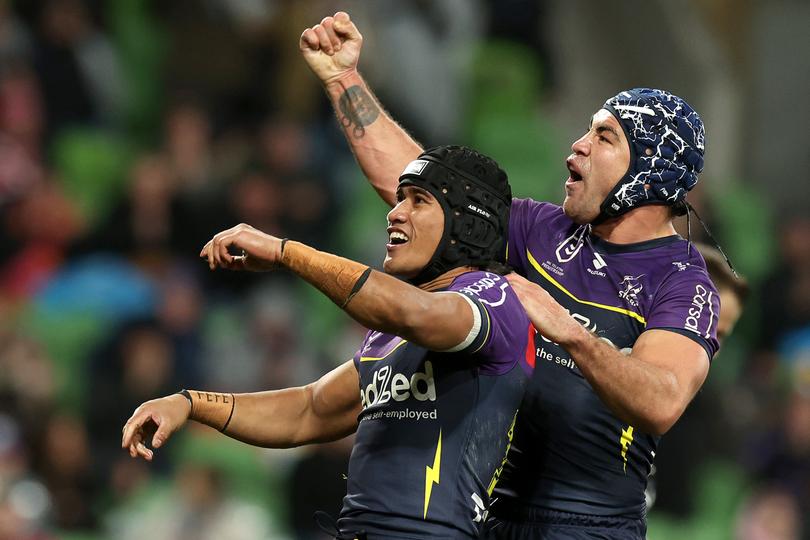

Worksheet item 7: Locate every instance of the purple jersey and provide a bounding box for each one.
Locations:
[492,199,719,519]
[339,270,534,538]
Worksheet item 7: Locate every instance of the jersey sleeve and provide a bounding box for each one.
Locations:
[352,331,375,370]
[646,267,720,360]
[447,272,534,376]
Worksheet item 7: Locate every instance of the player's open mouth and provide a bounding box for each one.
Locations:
[387,231,409,248]
[566,158,584,184]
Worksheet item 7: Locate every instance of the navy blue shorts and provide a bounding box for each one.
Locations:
[483,506,646,540]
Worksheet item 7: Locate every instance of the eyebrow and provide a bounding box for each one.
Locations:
[403,185,431,197]
[595,125,620,139]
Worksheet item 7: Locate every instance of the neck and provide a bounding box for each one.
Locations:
[418,266,476,292]
[591,205,676,244]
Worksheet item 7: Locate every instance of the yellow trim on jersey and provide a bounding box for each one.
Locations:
[526,249,647,326]
[423,430,442,519]
[359,338,409,362]
[487,410,518,495]
[620,425,635,473]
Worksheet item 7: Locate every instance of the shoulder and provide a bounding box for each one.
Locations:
[651,242,718,300]
[447,271,528,328]
[448,270,511,303]
[511,198,565,223]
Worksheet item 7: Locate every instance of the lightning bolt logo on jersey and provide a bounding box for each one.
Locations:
[338,271,534,539]
[490,199,720,522]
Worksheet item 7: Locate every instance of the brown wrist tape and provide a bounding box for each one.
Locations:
[281,241,372,308]
[187,390,235,433]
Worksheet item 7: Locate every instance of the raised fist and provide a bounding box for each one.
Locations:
[299,11,363,85]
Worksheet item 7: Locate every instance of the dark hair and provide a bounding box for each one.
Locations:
[695,242,749,302]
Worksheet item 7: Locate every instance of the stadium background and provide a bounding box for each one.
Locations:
[0,0,808,538]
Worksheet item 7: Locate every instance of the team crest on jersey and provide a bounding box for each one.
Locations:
[672,261,691,272]
[555,232,584,263]
[618,275,644,307]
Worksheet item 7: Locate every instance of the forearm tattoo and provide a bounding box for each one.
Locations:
[338,85,380,138]
[188,390,236,433]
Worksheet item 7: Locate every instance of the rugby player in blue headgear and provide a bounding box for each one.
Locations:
[299,12,723,540]
[122,146,536,539]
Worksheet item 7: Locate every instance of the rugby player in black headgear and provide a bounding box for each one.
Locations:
[123,146,536,539]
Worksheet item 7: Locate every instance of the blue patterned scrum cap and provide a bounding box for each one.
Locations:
[600,88,705,218]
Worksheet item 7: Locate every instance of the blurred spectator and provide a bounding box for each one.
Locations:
[163,100,215,197]
[743,389,810,525]
[758,215,810,353]
[0,66,44,157]
[86,320,179,477]
[0,414,54,540]
[33,413,98,530]
[107,463,277,540]
[33,0,101,136]
[0,1,32,65]
[734,484,802,540]
[1,176,85,301]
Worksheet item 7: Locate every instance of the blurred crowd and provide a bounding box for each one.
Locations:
[0,1,807,539]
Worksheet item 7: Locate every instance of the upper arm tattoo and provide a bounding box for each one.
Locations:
[338,85,381,138]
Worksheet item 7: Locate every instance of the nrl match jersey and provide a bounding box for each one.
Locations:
[338,270,535,539]
[492,199,720,519]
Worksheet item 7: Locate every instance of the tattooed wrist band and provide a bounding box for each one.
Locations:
[184,390,236,433]
[281,241,372,309]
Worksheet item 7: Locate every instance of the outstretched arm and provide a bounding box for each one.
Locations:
[201,225,478,352]
[300,12,423,206]
[121,360,361,460]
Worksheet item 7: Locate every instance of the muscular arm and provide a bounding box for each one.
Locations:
[300,12,422,206]
[564,326,709,435]
[281,241,476,351]
[215,360,361,448]
[507,273,709,435]
[201,228,478,352]
[122,360,361,459]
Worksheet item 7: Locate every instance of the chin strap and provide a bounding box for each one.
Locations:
[685,202,738,278]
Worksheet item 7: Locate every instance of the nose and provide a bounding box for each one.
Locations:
[571,131,591,156]
[387,199,409,225]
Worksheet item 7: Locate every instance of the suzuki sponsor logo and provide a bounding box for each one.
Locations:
[684,284,712,334]
[361,361,436,409]
[587,252,607,277]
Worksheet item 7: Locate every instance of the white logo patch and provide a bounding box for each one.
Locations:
[360,361,436,409]
[618,275,644,307]
[555,233,584,263]
[471,492,488,523]
[684,284,714,337]
[403,159,428,175]
[593,253,607,270]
